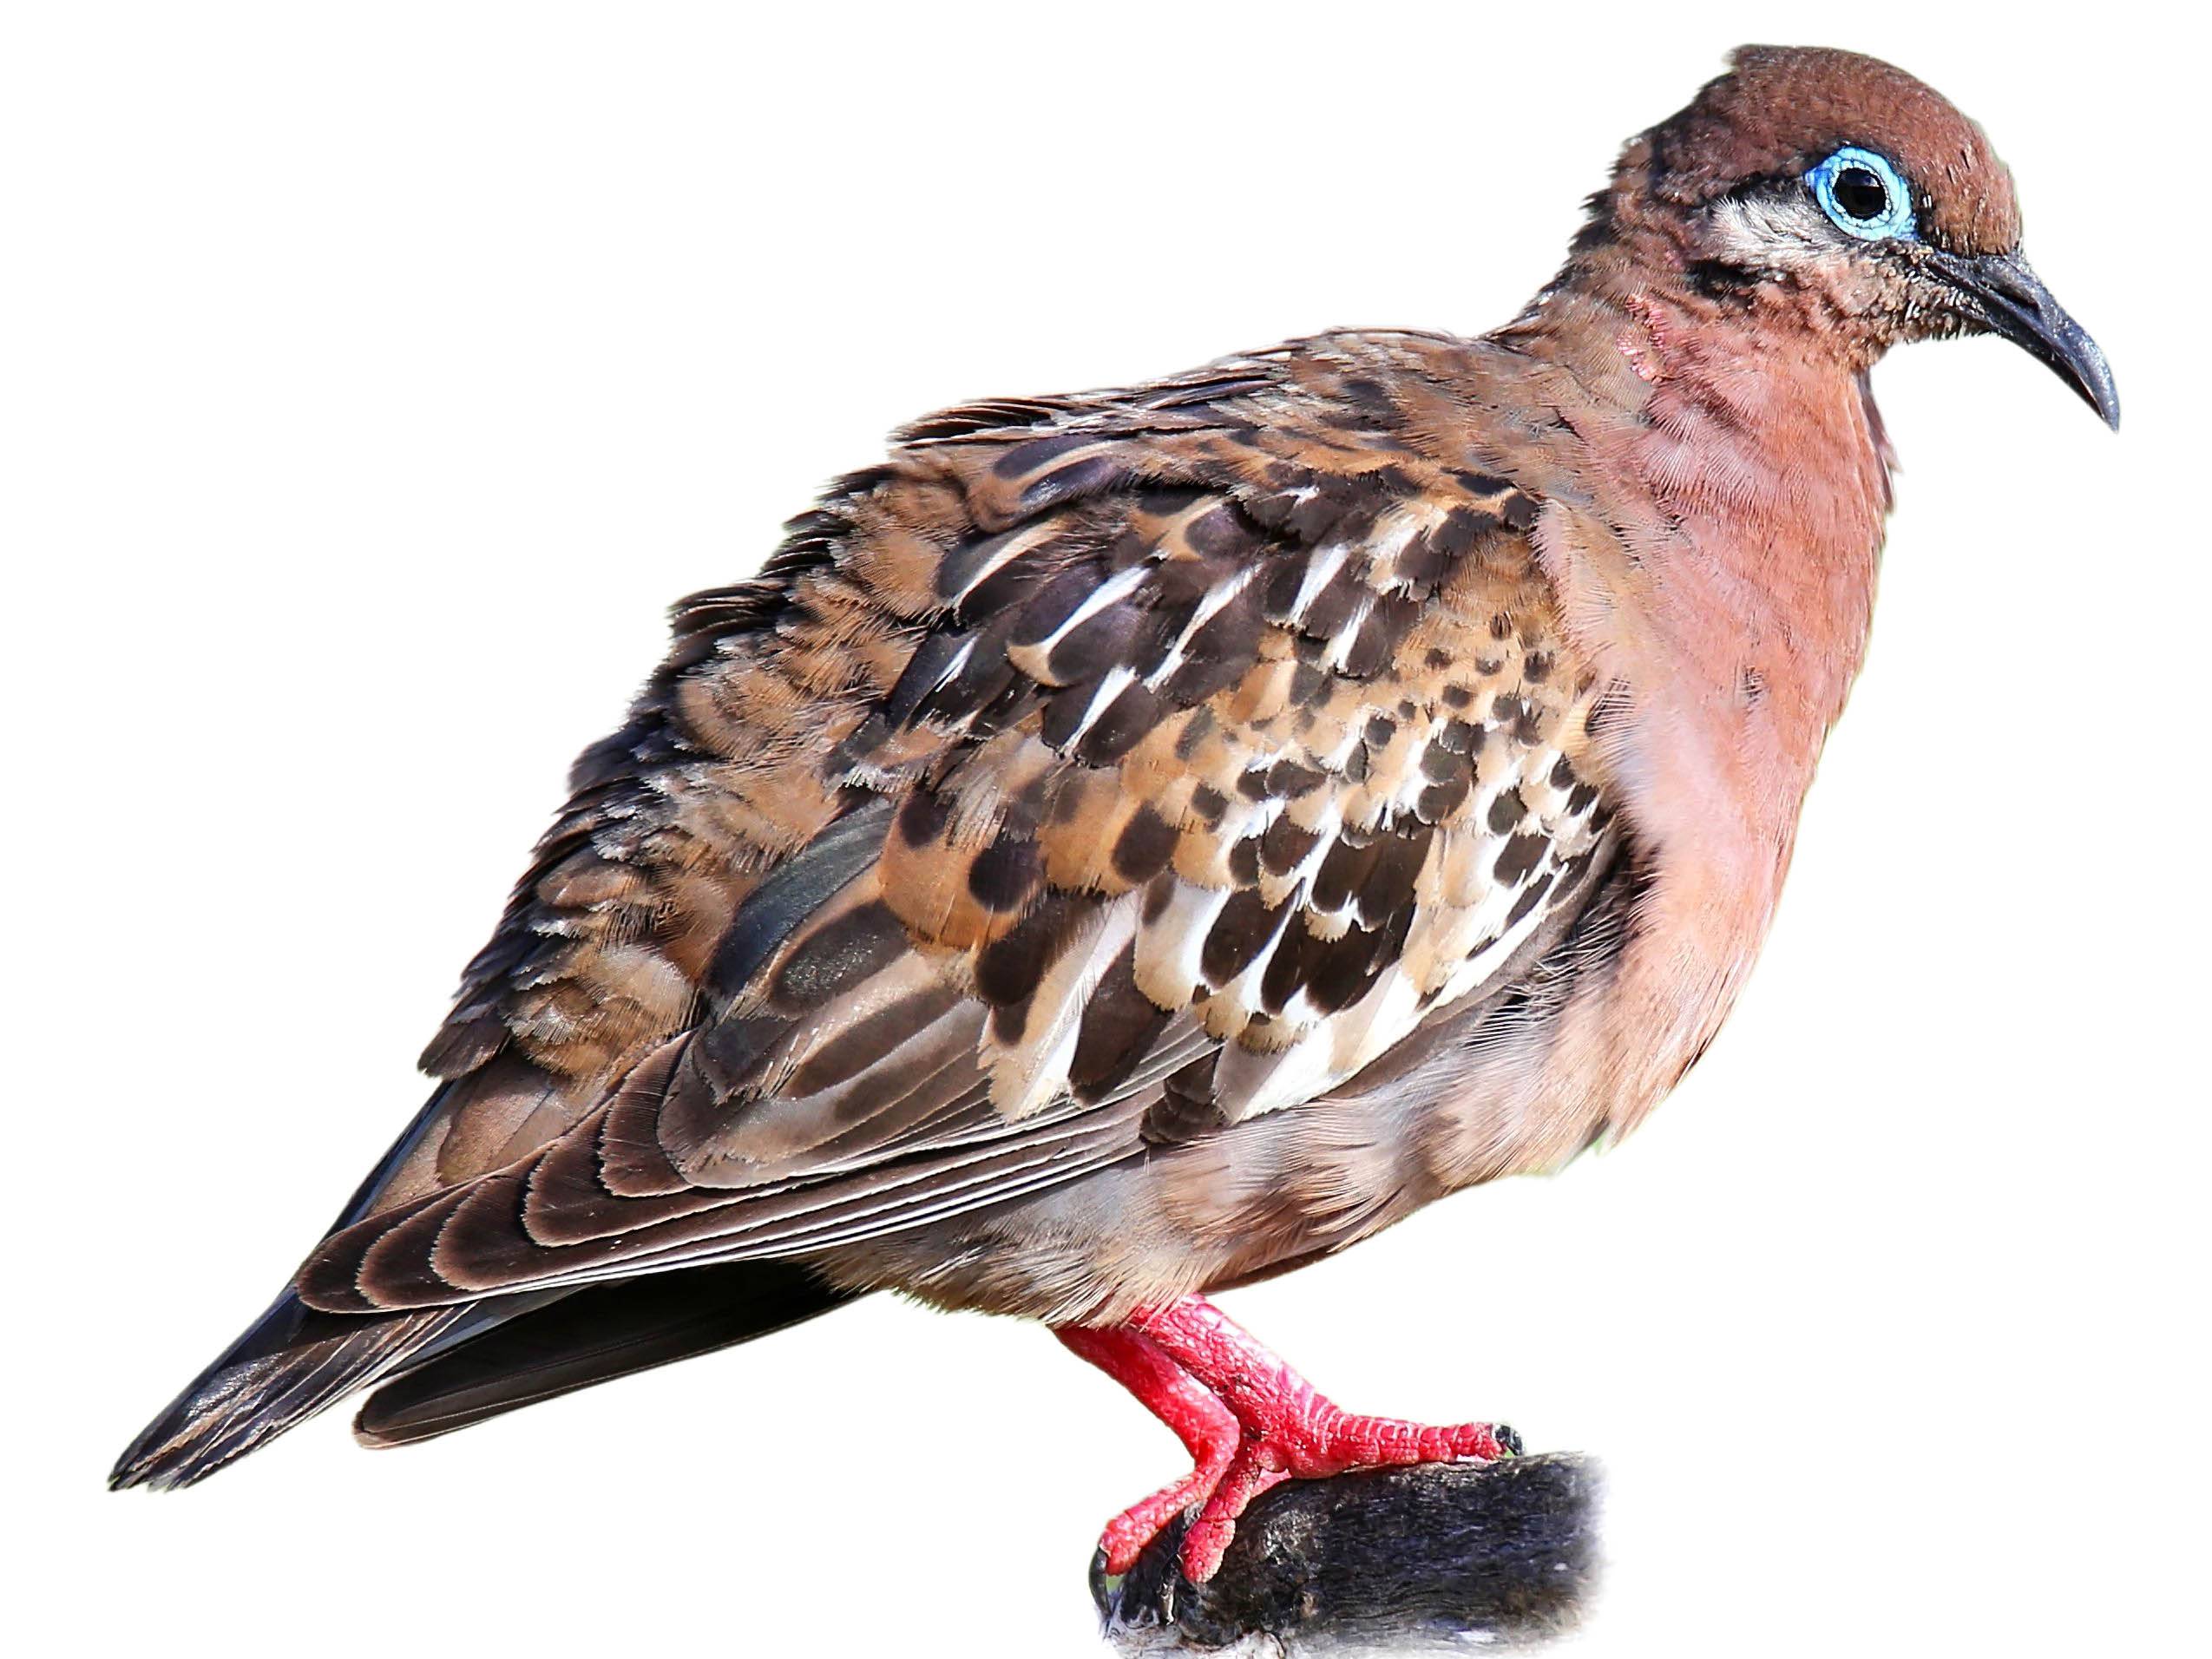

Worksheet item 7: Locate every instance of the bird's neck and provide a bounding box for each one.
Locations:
[1483,242,1894,905]
[1498,242,1894,737]
[1436,245,1899,1127]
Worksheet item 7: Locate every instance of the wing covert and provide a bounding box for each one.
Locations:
[299,337,1620,1315]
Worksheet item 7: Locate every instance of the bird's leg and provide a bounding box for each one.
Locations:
[1055,1324,1242,1575]
[1074,1294,1520,1582]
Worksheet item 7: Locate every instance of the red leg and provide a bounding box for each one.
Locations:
[1058,1295,1519,1583]
[1056,1325,1240,1574]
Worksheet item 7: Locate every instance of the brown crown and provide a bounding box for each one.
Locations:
[1635,45,2020,255]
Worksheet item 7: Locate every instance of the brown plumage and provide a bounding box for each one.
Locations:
[113,45,2116,1574]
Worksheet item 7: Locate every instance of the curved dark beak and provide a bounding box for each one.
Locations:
[1926,248,2120,430]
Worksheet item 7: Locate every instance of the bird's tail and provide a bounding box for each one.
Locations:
[350,1259,850,1448]
[110,1079,528,1490]
[108,1290,472,1491]
[112,1262,857,1489]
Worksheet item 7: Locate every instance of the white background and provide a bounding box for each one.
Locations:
[5,4,2202,1656]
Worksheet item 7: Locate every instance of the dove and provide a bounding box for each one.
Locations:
[114,44,2117,1584]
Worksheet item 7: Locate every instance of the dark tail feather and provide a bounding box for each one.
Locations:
[113,1259,854,1486]
[109,1290,474,1491]
[354,1260,856,1448]
[109,1081,540,1491]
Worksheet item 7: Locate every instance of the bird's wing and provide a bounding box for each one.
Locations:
[295,336,1617,1316]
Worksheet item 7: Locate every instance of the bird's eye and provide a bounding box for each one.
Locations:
[1805,146,1917,242]
[1831,167,1887,220]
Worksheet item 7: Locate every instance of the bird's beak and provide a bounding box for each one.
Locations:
[1924,248,2120,430]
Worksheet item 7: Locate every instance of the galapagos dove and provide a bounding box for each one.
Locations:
[113,44,2117,1584]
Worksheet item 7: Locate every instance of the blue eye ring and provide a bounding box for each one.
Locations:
[1806,147,1918,242]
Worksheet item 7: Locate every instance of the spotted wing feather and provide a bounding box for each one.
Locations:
[297,338,1618,1315]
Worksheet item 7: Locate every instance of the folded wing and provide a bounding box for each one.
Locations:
[294,339,1618,1315]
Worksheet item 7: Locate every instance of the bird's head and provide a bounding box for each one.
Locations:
[1594,44,2118,428]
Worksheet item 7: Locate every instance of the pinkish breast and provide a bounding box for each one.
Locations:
[1534,327,1891,1138]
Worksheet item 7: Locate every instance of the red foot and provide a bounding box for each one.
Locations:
[1055,1326,1238,1574]
[1057,1295,1519,1583]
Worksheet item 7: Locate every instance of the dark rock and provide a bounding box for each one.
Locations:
[1094,1452,1602,1654]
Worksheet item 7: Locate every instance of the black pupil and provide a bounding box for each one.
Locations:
[1833,167,1889,221]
